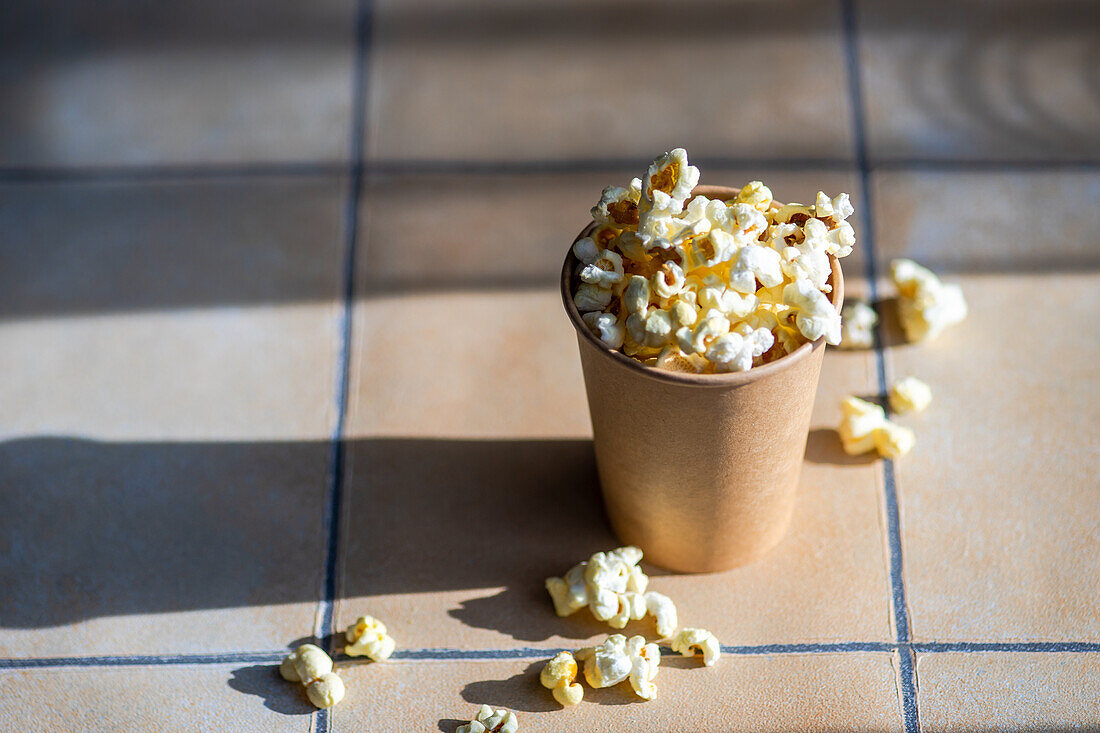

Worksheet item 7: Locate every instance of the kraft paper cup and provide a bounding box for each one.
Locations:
[561,185,844,573]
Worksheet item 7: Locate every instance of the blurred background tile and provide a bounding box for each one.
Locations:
[916,652,1100,731]
[365,0,854,163]
[0,664,313,731]
[871,171,1100,642]
[856,0,1100,162]
[0,177,345,441]
[334,653,904,731]
[0,0,356,167]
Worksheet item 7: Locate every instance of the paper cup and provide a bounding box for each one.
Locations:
[561,185,844,572]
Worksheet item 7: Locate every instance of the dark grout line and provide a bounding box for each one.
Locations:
[840,1,920,731]
[2,158,1099,186]
[314,3,373,733]
[5,641,1097,671]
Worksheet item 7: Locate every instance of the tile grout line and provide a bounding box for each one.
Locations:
[4,641,1099,670]
[313,1,373,732]
[839,0,919,731]
[2,158,1099,185]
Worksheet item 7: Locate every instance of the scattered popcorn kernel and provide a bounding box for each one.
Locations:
[577,634,661,700]
[875,421,916,459]
[838,396,915,459]
[644,591,678,638]
[735,180,773,211]
[545,562,589,617]
[891,259,968,342]
[281,645,344,710]
[540,652,583,707]
[671,628,721,667]
[345,615,396,662]
[839,301,878,350]
[582,311,625,350]
[889,376,932,414]
[305,672,345,709]
[456,704,519,733]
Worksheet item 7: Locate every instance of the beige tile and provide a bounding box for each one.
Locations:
[871,173,1100,642]
[334,653,903,731]
[917,652,1100,731]
[340,167,890,649]
[857,1,1100,161]
[366,0,853,162]
[0,437,330,656]
[357,168,864,294]
[0,663,313,731]
[0,0,354,166]
[0,178,345,441]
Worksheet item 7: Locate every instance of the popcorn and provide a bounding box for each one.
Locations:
[545,546,682,634]
[592,180,641,230]
[837,396,915,459]
[576,634,661,701]
[670,628,721,667]
[889,376,932,414]
[572,150,855,372]
[456,704,518,733]
[891,259,967,342]
[581,311,625,350]
[280,644,345,709]
[540,651,584,706]
[783,278,841,345]
[839,301,878,350]
[344,615,396,662]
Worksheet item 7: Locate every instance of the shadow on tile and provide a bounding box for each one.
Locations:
[459,660,646,712]
[437,718,467,733]
[227,664,315,716]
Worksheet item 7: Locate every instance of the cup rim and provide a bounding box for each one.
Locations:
[560,184,845,388]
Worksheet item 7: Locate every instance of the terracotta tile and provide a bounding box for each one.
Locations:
[0,438,330,656]
[0,0,354,166]
[366,1,853,162]
[0,663,312,731]
[871,173,1100,642]
[917,652,1100,731]
[339,167,891,649]
[334,653,903,731]
[0,177,345,441]
[857,1,1100,162]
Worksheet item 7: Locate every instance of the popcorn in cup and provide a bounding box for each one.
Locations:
[560,150,847,572]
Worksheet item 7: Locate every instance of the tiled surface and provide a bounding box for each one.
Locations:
[0,0,356,166]
[333,654,904,731]
[871,172,1100,643]
[916,653,1100,731]
[0,664,313,731]
[366,0,854,163]
[2,0,1098,730]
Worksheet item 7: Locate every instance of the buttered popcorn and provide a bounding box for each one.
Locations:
[539,651,584,706]
[573,149,854,373]
[670,628,721,667]
[545,546,678,637]
[344,614,396,662]
[280,644,345,709]
[576,634,662,701]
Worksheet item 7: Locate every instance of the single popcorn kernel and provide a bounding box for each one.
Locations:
[539,651,583,707]
[280,644,345,709]
[344,614,396,662]
[891,259,967,342]
[889,376,932,414]
[671,628,721,667]
[837,396,915,459]
[839,301,878,350]
[456,704,519,733]
[576,634,661,701]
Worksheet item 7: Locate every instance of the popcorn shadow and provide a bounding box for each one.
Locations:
[226,664,315,716]
[437,719,467,733]
[803,428,878,467]
[872,296,910,350]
